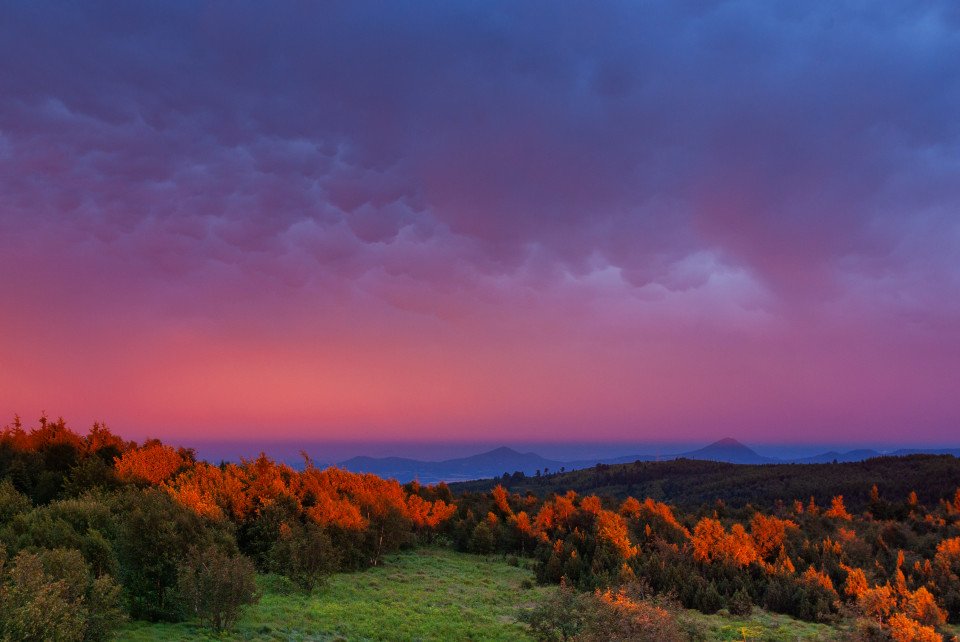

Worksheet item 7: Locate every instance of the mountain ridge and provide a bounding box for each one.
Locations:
[335,438,959,484]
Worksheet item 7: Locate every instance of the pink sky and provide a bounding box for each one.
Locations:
[2,2,959,445]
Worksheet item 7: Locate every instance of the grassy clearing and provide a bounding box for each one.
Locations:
[115,549,884,641]
[681,608,846,641]
[115,549,552,641]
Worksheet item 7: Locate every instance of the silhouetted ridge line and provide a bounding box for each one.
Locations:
[335,439,960,484]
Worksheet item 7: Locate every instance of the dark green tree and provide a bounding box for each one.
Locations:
[177,546,259,632]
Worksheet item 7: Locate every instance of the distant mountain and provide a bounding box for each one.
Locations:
[339,447,562,484]
[792,449,882,464]
[336,438,958,485]
[890,447,960,458]
[677,438,775,465]
[338,439,774,483]
[563,453,662,470]
[334,456,439,482]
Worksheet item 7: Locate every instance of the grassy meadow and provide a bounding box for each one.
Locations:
[116,549,551,641]
[114,548,875,641]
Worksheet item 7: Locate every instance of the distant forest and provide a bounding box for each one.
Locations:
[3,415,960,641]
[449,455,960,511]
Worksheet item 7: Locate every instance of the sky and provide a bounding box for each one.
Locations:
[2,1,959,448]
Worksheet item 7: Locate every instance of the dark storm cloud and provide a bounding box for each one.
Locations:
[1,0,958,302]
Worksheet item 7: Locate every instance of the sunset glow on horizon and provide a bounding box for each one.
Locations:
[2,2,959,446]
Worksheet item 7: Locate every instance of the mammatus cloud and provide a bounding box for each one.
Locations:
[1,1,959,442]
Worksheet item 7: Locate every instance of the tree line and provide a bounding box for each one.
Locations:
[449,455,960,511]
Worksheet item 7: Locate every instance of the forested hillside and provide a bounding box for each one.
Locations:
[449,455,960,511]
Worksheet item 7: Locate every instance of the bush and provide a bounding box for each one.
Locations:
[62,456,120,497]
[0,480,31,522]
[468,521,495,555]
[0,550,83,642]
[850,618,892,642]
[695,581,723,615]
[42,548,124,641]
[270,521,340,592]
[238,492,301,570]
[886,613,942,642]
[525,579,686,642]
[797,583,838,623]
[525,579,593,641]
[177,546,259,632]
[15,493,119,578]
[113,488,217,621]
[586,583,686,642]
[728,587,753,616]
[0,548,123,642]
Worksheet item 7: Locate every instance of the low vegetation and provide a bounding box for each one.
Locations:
[118,548,551,640]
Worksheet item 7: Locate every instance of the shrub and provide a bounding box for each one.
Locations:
[728,587,753,616]
[903,586,946,627]
[42,548,124,641]
[0,550,84,642]
[849,618,890,642]
[270,521,340,592]
[887,613,941,642]
[238,492,301,570]
[525,579,685,642]
[525,579,593,641]
[695,581,723,615]
[0,480,31,522]
[15,493,119,578]
[177,546,259,632]
[113,488,216,621]
[62,456,120,497]
[587,584,685,642]
[0,548,123,642]
[469,521,495,554]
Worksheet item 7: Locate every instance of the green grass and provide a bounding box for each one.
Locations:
[114,549,896,641]
[114,549,552,641]
[681,608,846,641]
